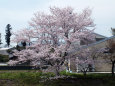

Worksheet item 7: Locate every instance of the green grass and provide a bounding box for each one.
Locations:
[0,70,55,86]
[0,70,114,86]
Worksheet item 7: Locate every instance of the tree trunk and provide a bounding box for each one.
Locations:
[83,71,87,76]
[112,61,115,76]
[55,66,60,76]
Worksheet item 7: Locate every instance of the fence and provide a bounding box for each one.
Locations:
[0,66,40,70]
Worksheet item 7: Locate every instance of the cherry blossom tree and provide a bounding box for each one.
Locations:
[8,6,95,75]
[75,48,96,76]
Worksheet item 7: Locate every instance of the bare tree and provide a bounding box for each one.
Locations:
[101,39,115,76]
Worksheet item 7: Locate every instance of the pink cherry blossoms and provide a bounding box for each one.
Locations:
[11,28,35,44]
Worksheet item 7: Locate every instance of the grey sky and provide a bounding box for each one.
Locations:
[0,0,115,44]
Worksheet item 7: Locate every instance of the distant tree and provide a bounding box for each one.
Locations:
[106,40,115,76]
[111,28,115,36]
[0,33,2,45]
[5,24,12,47]
[100,39,115,76]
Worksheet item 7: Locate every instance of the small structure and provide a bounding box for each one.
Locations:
[0,48,9,55]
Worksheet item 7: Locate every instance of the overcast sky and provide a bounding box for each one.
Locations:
[0,0,115,44]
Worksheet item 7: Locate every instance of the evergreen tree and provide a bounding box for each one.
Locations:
[5,24,12,47]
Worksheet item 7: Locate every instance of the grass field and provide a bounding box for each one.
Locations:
[0,70,114,86]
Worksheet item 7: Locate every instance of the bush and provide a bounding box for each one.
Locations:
[0,54,9,62]
[60,71,114,78]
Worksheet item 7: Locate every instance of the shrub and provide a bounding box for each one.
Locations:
[0,54,9,62]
